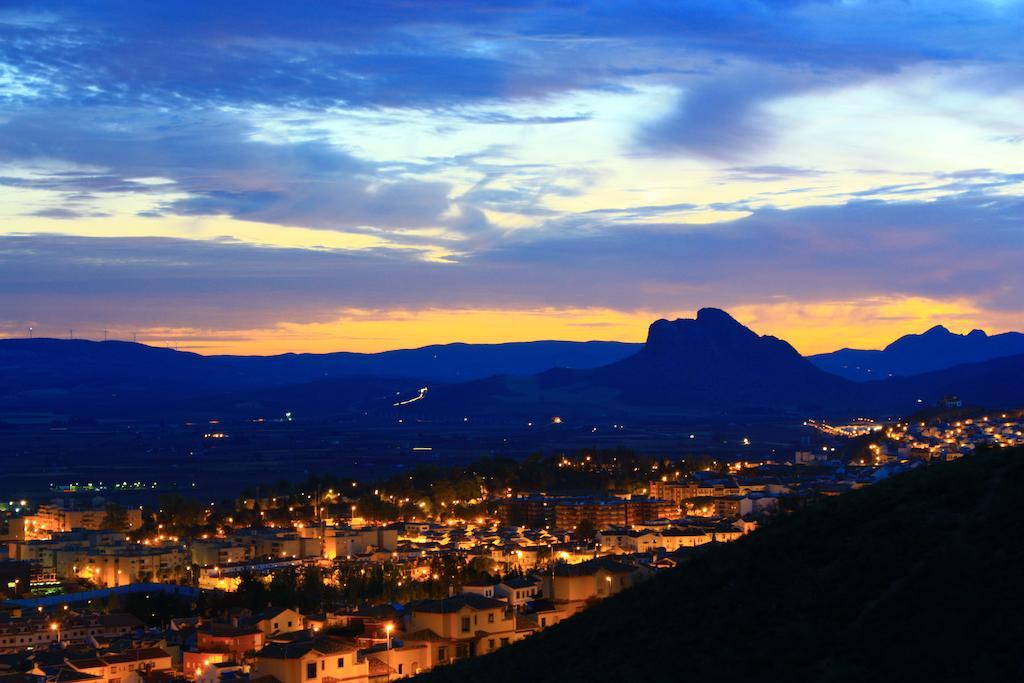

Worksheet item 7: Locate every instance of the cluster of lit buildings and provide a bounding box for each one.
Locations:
[6,498,143,542]
[0,611,145,654]
[867,413,1024,463]
[0,549,652,681]
[0,439,948,681]
[805,418,884,438]
[7,530,188,588]
[497,494,677,530]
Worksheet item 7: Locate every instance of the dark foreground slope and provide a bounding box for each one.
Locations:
[414,449,1024,682]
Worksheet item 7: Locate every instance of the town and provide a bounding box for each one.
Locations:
[3,405,1016,682]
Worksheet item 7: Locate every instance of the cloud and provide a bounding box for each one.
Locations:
[638,67,830,159]
[485,194,1024,309]
[3,1,1021,132]
[1,193,1020,339]
[25,207,110,219]
[0,108,476,238]
[1,1,1020,225]
[725,165,826,181]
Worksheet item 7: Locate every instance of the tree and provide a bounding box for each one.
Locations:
[299,565,326,613]
[236,572,267,611]
[268,569,298,608]
[575,518,597,542]
[102,503,130,531]
[157,494,207,534]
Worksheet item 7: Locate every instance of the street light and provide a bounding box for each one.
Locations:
[384,623,395,682]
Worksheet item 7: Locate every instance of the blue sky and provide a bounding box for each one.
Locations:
[1,1,1022,353]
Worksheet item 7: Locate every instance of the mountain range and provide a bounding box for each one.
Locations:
[399,309,1024,419]
[2,310,1023,420]
[0,338,636,417]
[410,308,855,418]
[808,325,1024,380]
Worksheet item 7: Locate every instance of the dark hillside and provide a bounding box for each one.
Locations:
[414,448,1024,681]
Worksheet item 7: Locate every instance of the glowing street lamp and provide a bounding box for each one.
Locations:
[384,622,395,682]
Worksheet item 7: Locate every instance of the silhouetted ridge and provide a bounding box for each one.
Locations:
[590,309,846,410]
[7,311,1024,419]
[644,308,759,352]
[812,323,1024,380]
[417,311,1024,417]
[696,305,751,328]
[0,337,639,417]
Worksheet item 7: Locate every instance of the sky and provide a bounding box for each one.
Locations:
[1,0,1022,355]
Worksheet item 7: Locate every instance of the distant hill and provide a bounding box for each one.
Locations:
[0,337,638,416]
[219,340,642,383]
[412,448,1024,681]
[865,352,1024,410]
[809,325,1024,381]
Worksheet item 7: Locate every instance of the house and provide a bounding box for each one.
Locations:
[189,541,252,568]
[543,558,640,614]
[58,614,146,648]
[250,609,304,638]
[197,622,264,655]
[66,647,173,683]
[304,614,347,634]
[183,622,265,676]
[658,527,711,550]
[38,667,103,683]
[0,614,58,653]
[495,577,541,611]
[458,582,497,599]
[519,599,566,630]
[253,634,367,683]
[712,495,743,517]
[322,528,398,560]
[194,661,242,683]
[738,494,779,517]
[596,529,660,554]
[403,594,526,667]
[362,642,430,680]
